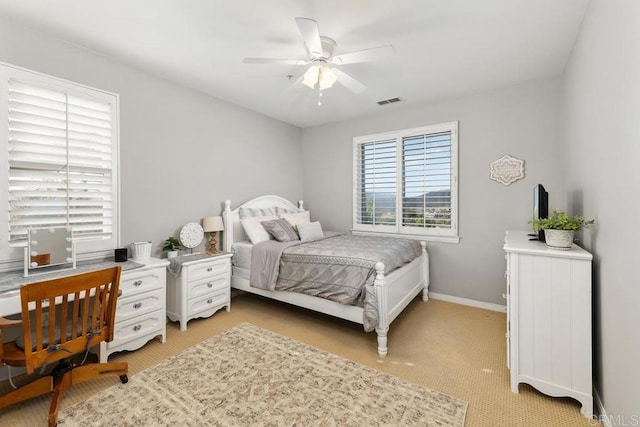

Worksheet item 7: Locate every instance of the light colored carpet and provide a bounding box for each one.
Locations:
[58,323,467,426]
[0,293,601,426]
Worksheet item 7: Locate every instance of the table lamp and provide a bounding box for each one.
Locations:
[202,216,224,254]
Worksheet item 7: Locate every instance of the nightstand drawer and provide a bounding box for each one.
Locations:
[188,275,229,300]
[187,258,230,282]
[109,309,165,348]
[116,288,164,323]
[120,269,164,297]
[187,289,228,316]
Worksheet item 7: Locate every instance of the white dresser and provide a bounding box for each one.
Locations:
[503,231,593,417]
[166,253,232,331]
[99,257,168,362]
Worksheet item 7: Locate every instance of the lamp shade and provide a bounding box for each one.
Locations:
[202,216,224,232]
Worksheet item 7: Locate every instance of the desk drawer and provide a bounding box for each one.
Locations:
[187,259,230,282]
[187,290,228,316]
[120,269,164,297]
[110,309,164,348]
[116,288,164,323]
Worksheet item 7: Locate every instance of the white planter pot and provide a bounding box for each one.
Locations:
[167,250,178,258]
[544,229,575,250]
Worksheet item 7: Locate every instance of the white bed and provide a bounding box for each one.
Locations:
[222,195,430,356]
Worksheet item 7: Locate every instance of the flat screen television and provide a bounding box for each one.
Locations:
[532,184,549,241]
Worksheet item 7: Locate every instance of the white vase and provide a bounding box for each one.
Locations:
[544,229,575,250]
[167,250,178,258]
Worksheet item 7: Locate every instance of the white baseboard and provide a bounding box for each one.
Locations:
[429,292,507,313]
[593,388,610,427]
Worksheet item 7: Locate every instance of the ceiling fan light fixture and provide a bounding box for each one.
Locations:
[302,65,319,89]
[318,66,337,90]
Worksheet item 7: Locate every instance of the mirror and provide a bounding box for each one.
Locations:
[23,227,75,277]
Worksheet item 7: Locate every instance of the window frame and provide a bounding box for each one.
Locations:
[0,61,120,266]
[352,122,459,243]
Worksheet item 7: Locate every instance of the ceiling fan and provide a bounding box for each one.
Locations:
[243,17,396,94]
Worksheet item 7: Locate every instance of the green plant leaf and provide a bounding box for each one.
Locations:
[530,209,594,231]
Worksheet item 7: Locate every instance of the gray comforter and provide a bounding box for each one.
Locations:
[249,233,422,332]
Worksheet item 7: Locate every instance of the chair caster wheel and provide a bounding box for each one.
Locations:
[120,374,128,384]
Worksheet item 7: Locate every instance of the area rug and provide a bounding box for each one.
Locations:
[58,323,467,426]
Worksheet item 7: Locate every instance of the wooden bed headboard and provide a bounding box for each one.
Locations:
[222,195,303,253]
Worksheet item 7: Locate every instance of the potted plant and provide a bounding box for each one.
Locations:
[531,209,594,250]
[162,236,181,258]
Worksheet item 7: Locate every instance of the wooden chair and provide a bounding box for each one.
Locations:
[0,267,128,426]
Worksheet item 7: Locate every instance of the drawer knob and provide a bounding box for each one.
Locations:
[207,299,212,304]
[133,280,143,287]
[207,282,213,288]
[502,293,507,300]
[206,267,213,272]
[133,302,142,309]
[133,324,142,332]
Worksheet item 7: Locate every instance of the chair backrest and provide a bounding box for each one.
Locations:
[19,267,121,374]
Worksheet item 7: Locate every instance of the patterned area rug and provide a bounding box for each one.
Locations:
[58,323,467,426]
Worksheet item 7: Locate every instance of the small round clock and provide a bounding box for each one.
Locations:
[179,222,204,249]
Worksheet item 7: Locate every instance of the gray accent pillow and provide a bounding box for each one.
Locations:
[261,219,300,242]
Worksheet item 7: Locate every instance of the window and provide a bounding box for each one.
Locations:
[0,62,119,262]
[353,122,458,242]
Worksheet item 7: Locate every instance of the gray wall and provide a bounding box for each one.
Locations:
[563,0,640,419]
[0,18,302,257]
[301,77,565,305]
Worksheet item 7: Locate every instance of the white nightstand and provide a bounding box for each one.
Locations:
[166,253,232,331]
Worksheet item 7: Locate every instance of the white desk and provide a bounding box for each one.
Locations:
[0,257,169,362]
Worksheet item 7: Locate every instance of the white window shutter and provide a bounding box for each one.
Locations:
[8,79,114,243]
[354,138,397,229]
[353,122,458,241]
[401,130,453,230]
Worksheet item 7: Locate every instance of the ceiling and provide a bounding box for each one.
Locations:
[0,0,589,128]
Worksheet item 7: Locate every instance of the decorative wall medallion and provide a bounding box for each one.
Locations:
[489,155,525,186]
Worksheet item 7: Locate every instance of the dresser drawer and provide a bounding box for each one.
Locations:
[188,275,229,300]
[109,309,165,348]
[187,258,230,282]
[120,269,164,297]
[187,289,228,316]
[116,288,164,323]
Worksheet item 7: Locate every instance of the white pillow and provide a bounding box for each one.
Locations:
[280,211,310,230]
[240,215,275,244]
[297,221,323,242]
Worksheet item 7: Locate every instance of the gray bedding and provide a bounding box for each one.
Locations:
[249,233,422,332]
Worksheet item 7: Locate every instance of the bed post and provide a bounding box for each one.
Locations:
[298,200,304,210]
[373,261,388,357]
[421,242,429,301]
[223,200,233,254]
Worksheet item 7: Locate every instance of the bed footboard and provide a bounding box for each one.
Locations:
[374,242,429,357]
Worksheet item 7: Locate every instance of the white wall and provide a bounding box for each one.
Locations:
[301,77,565,305]
[0,18,302,257]
[563,0,640,419]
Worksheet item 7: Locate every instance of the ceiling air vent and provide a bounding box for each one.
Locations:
[377,97,402,106]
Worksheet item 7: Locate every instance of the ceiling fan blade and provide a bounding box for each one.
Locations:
[335,69,366,93]
[295,17,323,57]
[243,58,308,65]
[331,45,396,65]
